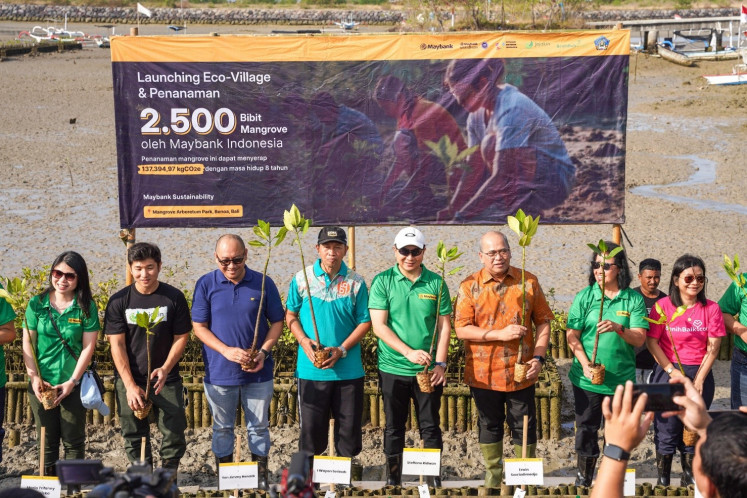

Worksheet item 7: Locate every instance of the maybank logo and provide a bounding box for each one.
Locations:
[420,43,453,50]
[594,36,610,50]
[418,293,437,301]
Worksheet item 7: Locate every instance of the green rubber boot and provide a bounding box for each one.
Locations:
[480,442,504,488]
[513,443,537,458]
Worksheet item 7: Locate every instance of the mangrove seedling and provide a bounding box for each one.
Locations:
[242,219,287,371]
[507,209,540,382]
[424,135,479,176]
[586,239,623,385]
[724,254,747,298]
[283,204,327,368]
[416,241,462,393]
[133,306,163,419]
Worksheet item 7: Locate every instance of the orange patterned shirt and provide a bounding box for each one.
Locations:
[454,266,554,392]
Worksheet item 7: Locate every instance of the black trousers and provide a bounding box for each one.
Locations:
[471,385,537,445]
[573,384,607,457]
[379,371,443,456]
[297,377,364,458]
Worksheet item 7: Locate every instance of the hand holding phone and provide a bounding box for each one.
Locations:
[632,383,685,412]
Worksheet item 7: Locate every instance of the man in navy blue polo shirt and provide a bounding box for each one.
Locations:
[192,234,285,490]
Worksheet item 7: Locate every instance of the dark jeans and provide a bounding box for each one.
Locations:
[379,371,443,456]
[471,385,537,445]
[115,378,187,464]
[652,364,714,454]
[297,377,364,457]
[28,383,86,465]
[732,347,747,409]
[573,384,606,458]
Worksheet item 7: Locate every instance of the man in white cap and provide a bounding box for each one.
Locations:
[368,226,452,487]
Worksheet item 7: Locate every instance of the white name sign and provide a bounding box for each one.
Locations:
[312,456,351,485]
[417,483,432,497]
[402,448,441,476]
[21,476,61,498]
[624,469,635,496]
[504,458,544,486]
[218,462,258,490]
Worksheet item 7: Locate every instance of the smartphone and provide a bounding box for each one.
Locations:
[707,409,747,420]
[55,459,104,485]
[632,383,685,412]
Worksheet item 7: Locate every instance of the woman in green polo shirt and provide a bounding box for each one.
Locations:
[23,251,100,477]
[565,241,649,487]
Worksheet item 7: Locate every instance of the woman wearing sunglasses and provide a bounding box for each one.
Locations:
[646,254,725,487]
[23,251,100,478]
[566,241,649,487]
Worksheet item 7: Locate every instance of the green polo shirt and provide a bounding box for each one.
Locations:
[718,276,747,354]
[567,285,649,395]
[25,293,100,385]
[0,283,17,387]
[369,264,452,376]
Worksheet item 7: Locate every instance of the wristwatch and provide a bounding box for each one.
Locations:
[434,362,447,369]
[666,366,675,375]
[71,377,80,386]
[260,348,271,359]
[339,345,348,358]
[603,443,631,461]
[533,355,546,365]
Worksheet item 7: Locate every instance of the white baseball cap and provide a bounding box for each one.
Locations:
[394,227,426,249]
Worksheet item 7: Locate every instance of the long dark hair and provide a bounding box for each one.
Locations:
[668,254,707,307]
[586,241,632,290]
[45,251,93,318]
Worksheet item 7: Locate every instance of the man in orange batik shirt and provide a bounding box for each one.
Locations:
[455,230,554,488]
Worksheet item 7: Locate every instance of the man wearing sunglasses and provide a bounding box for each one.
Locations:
[192,234,285,489]
[105,242,191,474]
[285,227,371,484]
[454,231,554,488]
[369,226,452,487]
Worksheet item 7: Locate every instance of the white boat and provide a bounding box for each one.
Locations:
[18,15,86,43]
[703,64,747,85]
[334,15,360,31]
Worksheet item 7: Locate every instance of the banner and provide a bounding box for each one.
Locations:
[112,31,630,228]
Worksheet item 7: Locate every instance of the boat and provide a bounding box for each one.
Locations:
[657,44,694,67]
[704,63,747,85]
[17,15,87,43]
[334,15,360,31]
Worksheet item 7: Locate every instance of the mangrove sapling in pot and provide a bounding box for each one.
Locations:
[643,303,696,443]
[241,220,287,371]
[507,209,540,383]
[587,240,623,385]
[0,288,56,409]
[416,241,462,393]
[283,204,327,368]
[133,307,163,420]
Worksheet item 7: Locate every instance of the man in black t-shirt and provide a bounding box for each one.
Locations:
[105,242,191,472]
[632,258,667,384]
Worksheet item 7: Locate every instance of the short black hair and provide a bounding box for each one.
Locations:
[700,412,747,498]
[587,241,632,290]
[668,254,707,307]
[127,242,161,265]
[639,258,661,273]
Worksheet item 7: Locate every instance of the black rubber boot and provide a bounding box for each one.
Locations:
[385,454,402,486]
[680,452,695,486]
[252,453,269,491]
[215,454,233,475]
[573,455,597,487]
[66,484,81,495]
[162,458,180,480]
[44,464,57,477]
[656,452,673,486]
[425,475,442,488]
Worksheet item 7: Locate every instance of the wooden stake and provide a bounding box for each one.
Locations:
[328,419,335,492]
[521,415,528,491]
[613,224,621,245]
[234,431,240,498]
[40,426,46,475]
[419,439,424,485]
[348,226,356,271]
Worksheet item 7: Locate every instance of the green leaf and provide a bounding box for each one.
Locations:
[275,227,288,246]
[519,234,530,247]
[301,218,311,235]
[587,243,602,255]
[527,216,540,237]
[507,216,521,236]
[149,307,160,322]
[258,219,269,235]
[248,240,264,247]
[448,266,464,276]
[607,246,623,258]
[135,312,149,329]
[283,208,295,231]
[290,204,302,227]
[643,315,666,325]
[598,240,608,253]
[671,305,687,321]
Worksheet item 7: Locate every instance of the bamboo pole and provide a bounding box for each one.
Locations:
[194,391,202,428]
[456,396,467,432]
[233,429,240,498]
[535,397,543,441]
[348,226,356,271]
[202,392,211,428]
[328,419,336,492]
[521,415,528,491]
[540,397,550,440]
[140,436,147,462]
[612,224,621,245]
[448,396,456,432]
[39,427,46,475]
[7,387,16,423]
[369,393,379,427]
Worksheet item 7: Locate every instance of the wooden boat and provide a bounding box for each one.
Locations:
[657,44,694,67]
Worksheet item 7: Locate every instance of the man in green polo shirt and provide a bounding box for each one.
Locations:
[0,283,19,463]
[369,226,452,487]
[718,276,747,408]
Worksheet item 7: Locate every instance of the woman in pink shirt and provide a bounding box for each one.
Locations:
[647,254,725,487]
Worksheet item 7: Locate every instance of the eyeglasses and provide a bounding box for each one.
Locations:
[482,249,510,259]
[682,275,706,284]
[591,262,616,270]
[217,256,245,268]
[51,269,77,281]
[397,247,423,258]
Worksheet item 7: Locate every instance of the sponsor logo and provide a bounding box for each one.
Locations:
[526,41,534,49]
[594,36,610,50]
[495,41,503,49]
[459,42,479,49]
[692,319,703,328]
[420,43,453,50]
[525,41,550,49]
[337,282,351,296]
[505,40,518,49]
[418,293,437,301]
[616,311,630,317]
[556,41,582,49]
[481,41,488,49]
[68,318,81,324]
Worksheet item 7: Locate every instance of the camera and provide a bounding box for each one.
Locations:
[271,451,316,498]
[55,460,179,498]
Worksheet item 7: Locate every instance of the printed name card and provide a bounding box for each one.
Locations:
[312,456,351,485]
[218,461,258,490]
[624,469,635,496]
[504,458,544,485]
[513,488,526,498]
[417,483,432,498]
[402,448,441,476]
[21,476,61,498]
